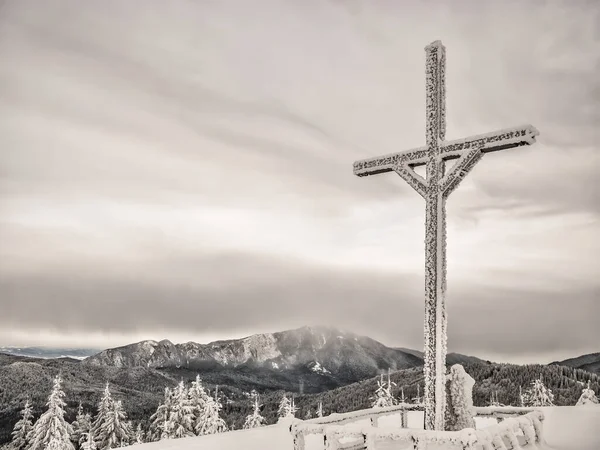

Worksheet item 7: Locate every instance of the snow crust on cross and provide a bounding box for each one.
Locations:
[353,40,539,431]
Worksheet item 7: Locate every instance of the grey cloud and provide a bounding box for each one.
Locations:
[2,250,598,359]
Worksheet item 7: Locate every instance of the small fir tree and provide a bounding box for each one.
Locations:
[411,384,422,404]
[133,424,144,445]
[80,432,96,450]
[71,404,91,449]
[27,375,74,450]
[90,383,113,446]
[290,397,298,417]
[188,376,210,436]
[149,387,174,441]
[242,391,265,430]
[316,401,323,418]
[371,372,397,408]
[277,394,293,418]
[169,381,194,438]
[11,400,34,450]
[524,375,554,407]
[576,381,599,406]
[195,387,227,435]
[96,400,132,449]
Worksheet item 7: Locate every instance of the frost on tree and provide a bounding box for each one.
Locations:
[71,403,92,448]
[352,39,539,431]
[91,384,132,450]
[195,387,227,436]
[169,381,195,438]
[188,375,210,437]
[133,424,144,445]
[576,381,599,406]
[411,384,422,404]
[371,372,397,408]
[316,401,324,418]
[277,394,294,419]
[27,375,74,450]
[444,364,476,431]
[524,375,554,407]
[80,432,96,450]
[10,399,33,450]
[149,387,174,441]
[97,400,132,449]
[243,391,265,430]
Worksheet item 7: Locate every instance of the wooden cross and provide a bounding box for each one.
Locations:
[353,40,539,431]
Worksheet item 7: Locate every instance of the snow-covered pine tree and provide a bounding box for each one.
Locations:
[316,401,323,418]
[95,399,132,450]
[71,404,92,449]
[80,432,96,450]
[90,383,113,446]
[277,394,293,418]
[188,376,210,436]
[304,409,312,420]
[195,387,227,435]
[27,375,74,450]
[371,372,397,408]
[11,399,33,450]
[133,424,144,445]
[169,381,194,438]
[91,383,132,450]
[46,437,65,450]
[290,397,298,417]
[519,385,525,407]
[149,387,174,441]
[411,384,422,404]
[242,391,265,430]
[576,380,599,406]
[524,375,554,407]
[385,370,397,403]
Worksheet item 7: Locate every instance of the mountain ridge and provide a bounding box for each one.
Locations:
[550,352,600,375]
[83,326,425,383]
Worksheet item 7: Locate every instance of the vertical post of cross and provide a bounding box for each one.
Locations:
[423,40,447,431]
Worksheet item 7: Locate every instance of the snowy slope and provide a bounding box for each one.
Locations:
[131,407,599,450]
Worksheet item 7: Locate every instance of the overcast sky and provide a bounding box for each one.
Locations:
[0,0,598,364]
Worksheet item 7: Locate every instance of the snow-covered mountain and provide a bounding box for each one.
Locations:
[83,326,423,380]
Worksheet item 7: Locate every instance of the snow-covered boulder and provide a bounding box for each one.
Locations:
[445,364,476,431]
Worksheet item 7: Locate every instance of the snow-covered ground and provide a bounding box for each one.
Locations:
[133,406,599,450]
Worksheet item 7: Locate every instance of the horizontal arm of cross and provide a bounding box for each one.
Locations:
[353,124,539,177]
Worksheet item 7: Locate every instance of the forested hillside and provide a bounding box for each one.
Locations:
[1,353,598,445]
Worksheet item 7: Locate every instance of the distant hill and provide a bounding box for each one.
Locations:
[551,352,600,375]
[0,347,100,360]
[395,348,490,366]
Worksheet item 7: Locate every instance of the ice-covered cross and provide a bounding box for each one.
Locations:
[353,41,539,431]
